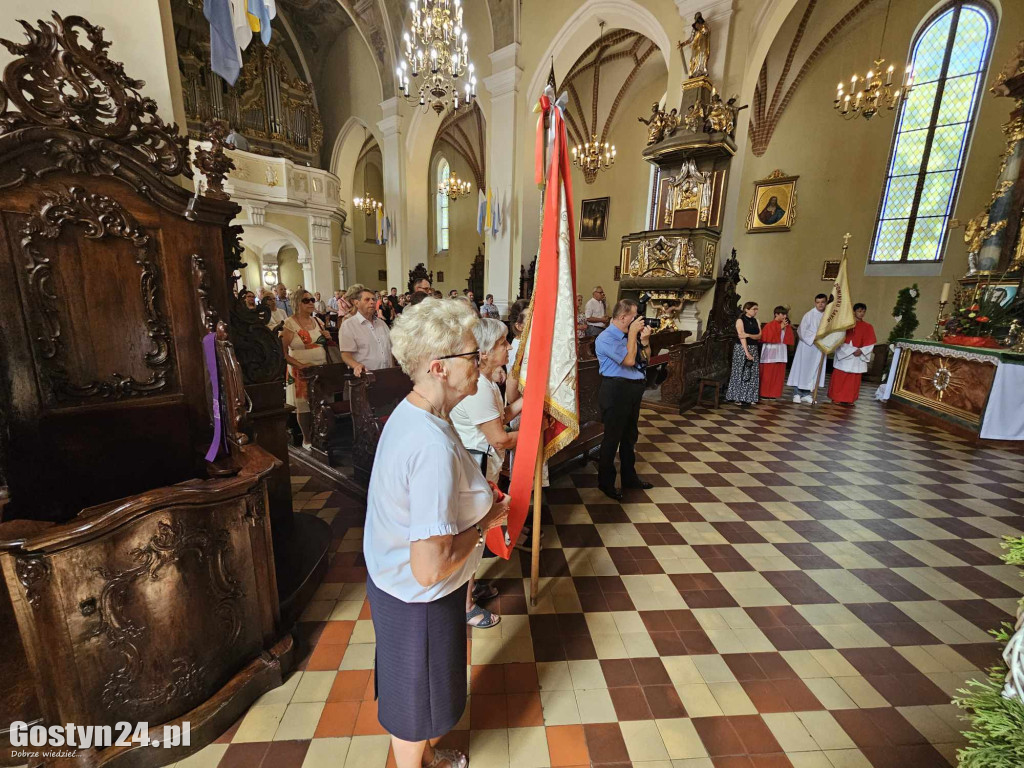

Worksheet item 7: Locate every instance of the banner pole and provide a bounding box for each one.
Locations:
[811,350,826,404]
[529,432,544,606]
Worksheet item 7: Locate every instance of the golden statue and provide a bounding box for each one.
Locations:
[991,39,1024,97]
[639,103,682,145]
[678,12,710,79]
[705,92,730,133]
[638,102,666,145]
[683,101,705,132]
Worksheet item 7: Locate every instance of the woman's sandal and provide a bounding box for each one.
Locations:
[471,581,499,603]
[424,747,468,768]
[466,603,501,628]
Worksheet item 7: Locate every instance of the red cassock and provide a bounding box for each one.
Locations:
[759,320,794,398]
[828,321,877,403]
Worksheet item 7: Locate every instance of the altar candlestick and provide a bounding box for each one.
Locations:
[940,282,950,303]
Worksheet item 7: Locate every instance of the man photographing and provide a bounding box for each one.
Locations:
[594,299,655,500]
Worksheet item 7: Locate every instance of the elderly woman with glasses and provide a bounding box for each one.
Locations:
[364,298,511,768]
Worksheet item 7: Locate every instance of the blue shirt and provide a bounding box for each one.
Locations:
[595,324,645,380]
[276,296,292,316]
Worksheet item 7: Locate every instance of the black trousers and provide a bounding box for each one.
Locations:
[598,376,646,489]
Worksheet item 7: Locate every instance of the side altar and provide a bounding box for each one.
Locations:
[880,341,1024,441]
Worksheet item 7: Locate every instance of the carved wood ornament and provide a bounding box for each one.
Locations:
[21,185,175,403]
[90,519,243,714]
[0,14,192,188]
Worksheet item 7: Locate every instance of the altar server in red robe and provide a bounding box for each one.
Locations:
[828,303,876,404]
[759,306,794,398]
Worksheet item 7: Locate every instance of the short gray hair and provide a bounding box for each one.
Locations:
[612,298,638,319]
[474,318,507,354]
[390,297,479,378]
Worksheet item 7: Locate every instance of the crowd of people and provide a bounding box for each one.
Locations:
[724,295,877,408]
[233,277,878,768]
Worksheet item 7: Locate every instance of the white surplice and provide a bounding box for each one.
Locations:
[786,307,826,389]
[833,342,873,374]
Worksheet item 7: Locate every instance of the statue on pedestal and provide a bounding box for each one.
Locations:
[639,102,680,145]
[677,12,710,79]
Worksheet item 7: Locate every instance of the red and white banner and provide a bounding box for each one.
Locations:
[486,87,580,558]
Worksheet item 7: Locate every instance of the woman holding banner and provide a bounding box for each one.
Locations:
[363,298,510,768]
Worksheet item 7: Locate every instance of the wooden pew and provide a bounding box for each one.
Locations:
[305,362,355,466]
[548,358,604,474]
[348,367,415,485]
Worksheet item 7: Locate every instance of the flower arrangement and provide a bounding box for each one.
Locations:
[886,284,920,343]
[943,279,1023,343]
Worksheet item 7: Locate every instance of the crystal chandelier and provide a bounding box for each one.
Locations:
[572,135,616,182]
[397,0,477,115]
[833,0,913,120]
[352,195,382,215]
[439,173,472,201]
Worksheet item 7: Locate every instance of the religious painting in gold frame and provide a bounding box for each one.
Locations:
[746,170,798,233]
[821,260,840,281]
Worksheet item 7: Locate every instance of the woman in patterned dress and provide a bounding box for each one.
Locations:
[725,301,761,406]
[281,289,333,449]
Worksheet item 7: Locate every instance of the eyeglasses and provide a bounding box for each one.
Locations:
[300,297,316,304]
[436,349,480,366]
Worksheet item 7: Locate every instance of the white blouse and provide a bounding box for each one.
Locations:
[450,374,505,483]
[363,398,492,602]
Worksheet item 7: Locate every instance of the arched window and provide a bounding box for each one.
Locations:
[436,157,450,252]
[869,1,995,263]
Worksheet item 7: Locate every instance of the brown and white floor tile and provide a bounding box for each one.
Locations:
[172,385,1024,768]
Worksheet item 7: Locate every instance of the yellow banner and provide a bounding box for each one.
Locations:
[815,257,856,354]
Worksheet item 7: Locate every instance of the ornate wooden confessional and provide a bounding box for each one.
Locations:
[0,15,293,767]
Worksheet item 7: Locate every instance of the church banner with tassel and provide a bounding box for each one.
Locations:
[486,86,580,558]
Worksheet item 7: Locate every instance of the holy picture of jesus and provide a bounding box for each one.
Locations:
[746,171,798,232]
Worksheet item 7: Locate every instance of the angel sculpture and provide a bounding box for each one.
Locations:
[683,101,705,133]
[677,12,710,78]
[705,92,730,133]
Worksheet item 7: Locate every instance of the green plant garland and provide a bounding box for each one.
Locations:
[887,284,921,343]
[955,536,1024,768]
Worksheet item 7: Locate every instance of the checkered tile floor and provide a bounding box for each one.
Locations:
[173,389,1024,768]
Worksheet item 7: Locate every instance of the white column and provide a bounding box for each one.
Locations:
[377,98,409,292]
[307,213,338,294]
[483,44,523,318]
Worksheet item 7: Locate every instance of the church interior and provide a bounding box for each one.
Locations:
[1,0,1023,766]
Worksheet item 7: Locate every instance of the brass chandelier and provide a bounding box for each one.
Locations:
[352,195,382,215]
[572,135,616,181]
[397,0,477,115]
[439,173,472,200]
[833,0,913,120]
[570,22,616,181]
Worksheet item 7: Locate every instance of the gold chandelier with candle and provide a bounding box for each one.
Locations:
[353,195,382,215]
[572,135,616,181]
[397,0,477,115]
[439,173,472,201]
[833,0,913,120]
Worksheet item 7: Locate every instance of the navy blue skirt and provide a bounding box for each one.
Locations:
[366,576,468,742]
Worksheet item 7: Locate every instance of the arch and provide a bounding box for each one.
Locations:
[331,117,384,285]
[523,0,673,110]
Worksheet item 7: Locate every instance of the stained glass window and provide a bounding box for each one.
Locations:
[869,2,994,263]
[437,158,450,252]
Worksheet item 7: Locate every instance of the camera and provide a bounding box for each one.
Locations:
[635,292,661,329]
